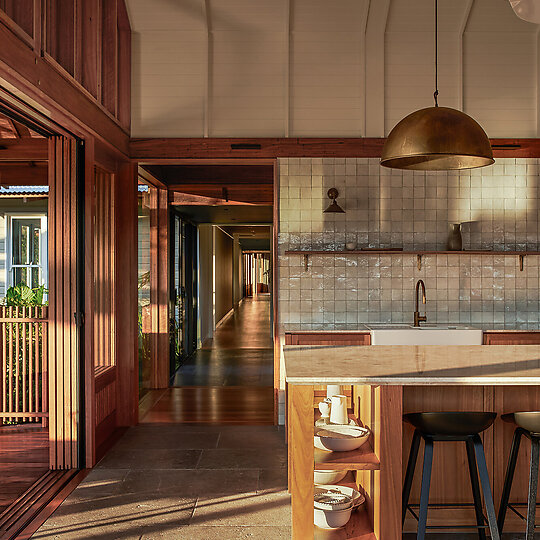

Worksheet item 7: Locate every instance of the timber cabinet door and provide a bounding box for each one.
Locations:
[483,331,540,345]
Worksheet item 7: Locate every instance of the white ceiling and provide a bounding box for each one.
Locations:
[126,0,540,138]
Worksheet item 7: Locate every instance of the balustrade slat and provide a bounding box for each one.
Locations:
[1,306,49,424]
[8,308,13,421]
[1,311,5,423]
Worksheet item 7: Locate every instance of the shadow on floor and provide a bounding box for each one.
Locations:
[35,424,290,539]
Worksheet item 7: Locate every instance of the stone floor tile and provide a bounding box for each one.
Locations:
[217,429,286,449]
[198,448,287,470]
[34,494,196,539]
[98,448,202,469]
[191,491,292,527]
[65,468,129,501]
[143,525,292,539]
[121,468,259,497]
[257,468,288,493]
[113,430,220,450]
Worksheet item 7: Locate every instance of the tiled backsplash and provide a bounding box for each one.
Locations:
[278,157,540,329]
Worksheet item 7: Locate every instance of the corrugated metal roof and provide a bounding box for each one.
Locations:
[0,185,149,196]
[0,186,49,196]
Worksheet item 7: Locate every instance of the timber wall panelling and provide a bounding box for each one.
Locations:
[0,0,131,154]
[48,136,79,470]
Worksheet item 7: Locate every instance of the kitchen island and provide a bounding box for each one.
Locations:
[285,345,540,539]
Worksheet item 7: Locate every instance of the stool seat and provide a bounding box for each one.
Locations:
[403,411,496,436]
[501,411,540,434]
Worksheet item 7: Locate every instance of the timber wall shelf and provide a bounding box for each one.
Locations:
[314,443,379,471]
[284,250,540,271]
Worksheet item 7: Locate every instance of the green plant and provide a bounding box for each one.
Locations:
[5,284,48,307]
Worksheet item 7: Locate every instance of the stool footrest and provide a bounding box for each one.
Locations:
[507,503,540,528]
[406,503,488,531]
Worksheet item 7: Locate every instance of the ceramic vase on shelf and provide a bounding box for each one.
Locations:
[447,223,462,251]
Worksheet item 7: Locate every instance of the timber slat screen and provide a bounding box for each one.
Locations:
[0,306,48,425]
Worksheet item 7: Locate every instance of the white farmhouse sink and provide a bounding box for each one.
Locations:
[366,324,483,345]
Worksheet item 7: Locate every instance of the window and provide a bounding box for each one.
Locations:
[7,215,48,289]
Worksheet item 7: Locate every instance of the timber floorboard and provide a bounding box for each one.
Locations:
[168,295,274,424]
[140,387,274,424]
[0,426,48,515]
[202,295,273,350]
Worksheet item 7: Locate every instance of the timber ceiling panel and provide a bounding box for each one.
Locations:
[174,205,273,224]
[143,164,273,205]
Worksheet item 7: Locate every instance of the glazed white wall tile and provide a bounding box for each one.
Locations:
[278,157,540,330]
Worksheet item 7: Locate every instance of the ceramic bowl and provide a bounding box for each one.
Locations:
[314,491,353,529]
[345,242,357,251]
[315,485,365,509]
[314,469,348,485]
[314,425,370,452]
[314,506,352,529]
[315,417,357,428]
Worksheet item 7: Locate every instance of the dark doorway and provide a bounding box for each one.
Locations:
[170,212,197,378]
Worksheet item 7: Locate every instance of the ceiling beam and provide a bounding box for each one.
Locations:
[364,0,391,137]
[132,137,540,159]
[169,184,273,205]
[0,139,48,161]
[169,191,263,206]
[0,162,48,185]
[131,138,386,159]
[145,164,274,184]
[8,118,31,138]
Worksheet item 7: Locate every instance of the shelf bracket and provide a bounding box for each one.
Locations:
[417,254,422,271]
[304,253,310,271]
[519,254,524,272]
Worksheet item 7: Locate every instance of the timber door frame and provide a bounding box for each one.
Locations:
[135,158,280,423]
[0,95,87,470]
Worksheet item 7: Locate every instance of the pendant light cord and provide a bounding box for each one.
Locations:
[434,0,439,107]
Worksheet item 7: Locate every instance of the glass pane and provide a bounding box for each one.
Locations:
[31,267,40,289]
[12,218,41,266]
[33,228,40,264]
[13,267,28,287]
[138,182,153,398]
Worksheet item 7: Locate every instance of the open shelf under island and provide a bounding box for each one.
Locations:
[285,344,540,539]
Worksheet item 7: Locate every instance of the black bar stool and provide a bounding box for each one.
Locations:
[402,411,500,540]
[498,412,540,539]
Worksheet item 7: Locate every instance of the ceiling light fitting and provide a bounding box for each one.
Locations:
[323,188,345,213]
[380,0,494,171]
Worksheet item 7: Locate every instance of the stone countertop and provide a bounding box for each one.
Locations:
[284,344,540,385]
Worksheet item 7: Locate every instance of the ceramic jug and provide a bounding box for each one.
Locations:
[329,395,348,425]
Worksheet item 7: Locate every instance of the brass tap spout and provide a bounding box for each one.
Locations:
[414,279,427,327]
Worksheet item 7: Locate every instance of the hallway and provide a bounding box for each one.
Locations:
[172,295,273,387]
[147,295,275,424]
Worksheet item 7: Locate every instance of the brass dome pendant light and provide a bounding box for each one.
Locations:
[380,0,494,171]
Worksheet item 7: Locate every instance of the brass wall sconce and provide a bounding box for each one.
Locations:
[323,188,345,213]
